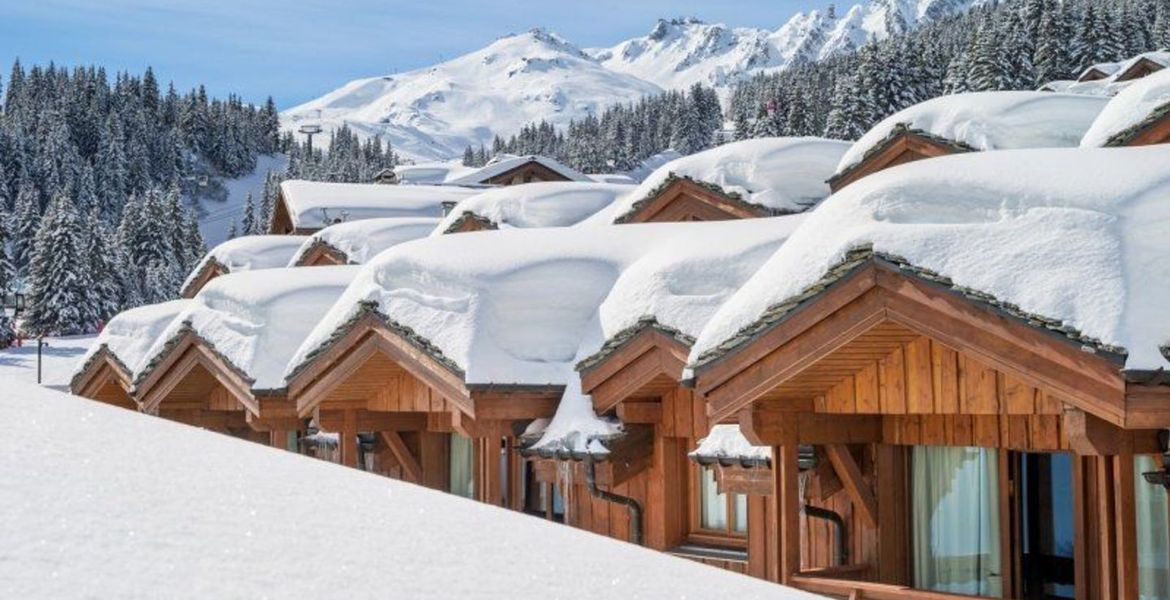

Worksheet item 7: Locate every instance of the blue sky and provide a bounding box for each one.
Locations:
[0,0,830,109]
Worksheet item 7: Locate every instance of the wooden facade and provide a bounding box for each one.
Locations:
[179,260,228,299]
[691,257,1170,599]
[283,308,559,505]
[828,129,970,194]
[1106,105,1170,147]
[1114,57,1165,82]
[442,212,497,234]
[616,178,773,224]
[293,240,348,267]
[1078,66,1113,83]
[70,348,138,411]
[479,160,573,186]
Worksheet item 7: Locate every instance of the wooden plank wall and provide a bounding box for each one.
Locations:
[817,338,1068,451]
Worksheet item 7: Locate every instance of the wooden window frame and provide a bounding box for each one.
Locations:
[687,463,748,549]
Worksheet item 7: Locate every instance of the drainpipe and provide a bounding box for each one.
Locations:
[802,504,848,566]
[584,455,643,546]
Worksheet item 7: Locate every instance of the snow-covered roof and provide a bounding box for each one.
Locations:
[141,267,359,391]
[690,424,771,467]
[1079,60,1123,81]
[1080,68,1170,147]
[289,220,799,388]
[393,160,477,185]
[448,155,591,185]
[596,138,849,223]
[277,180,480,230]
[532,216,804,457]
[290,217,439,266]
[3,382,819,599]
[433,182,633,234]
[73,300,192,384]
[834,92,1109,176]
[587,173,636,184]
[1113,50,1170,78]
[181,235,309,296]
[691,145,1170,374]
[581,214,805,364]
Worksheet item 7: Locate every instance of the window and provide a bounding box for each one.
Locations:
[690,465,747,543]
[1135,455,1170,599]
[911,446,1003,598]
[448,433,475,499]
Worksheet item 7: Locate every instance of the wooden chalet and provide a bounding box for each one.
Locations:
[180,236,310,298]
[613,175,776,224]
[531,318,773,577]
[441,211,497,234]
[1101,102,1170,147]
[292,239,348,267]
[1114,56,1166,82]
[1078,66,1115,83]
[827,125,974,194]
[283,303,560,506]
[689,248,1170,599]
[131,326,293,448]
[452,156,585,187]
[180,259,228,298]
[71,346,137,411]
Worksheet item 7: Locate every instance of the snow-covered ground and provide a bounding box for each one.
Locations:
[197,153,289,247]
[0,381,816,599]
[0,334,96,391]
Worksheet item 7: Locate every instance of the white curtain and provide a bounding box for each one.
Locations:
[912,446,1003,597]
[448,433,475,499]
[1136,456,1170,599]
[699,465,727,530]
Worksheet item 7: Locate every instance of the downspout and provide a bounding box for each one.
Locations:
[802,505,848,566]
[584,455,643,546]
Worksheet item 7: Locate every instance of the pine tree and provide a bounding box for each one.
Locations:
[241,193,256,235]
[11,185,40,275]
[22,195,94,336]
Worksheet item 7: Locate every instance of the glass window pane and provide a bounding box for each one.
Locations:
[699,466,728,530]
[912,446,1003,598]
[733,492,748,533]
[1135,456,1170,600]
[448,433,475,499]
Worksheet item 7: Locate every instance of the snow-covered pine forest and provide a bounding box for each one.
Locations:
[496,0,1170,171]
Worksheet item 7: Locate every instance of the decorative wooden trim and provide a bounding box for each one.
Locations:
[697,261,1127,428]
[581,326,692,414]
[828,129,970,193]
[136,332,257,416]
[619,178,772,224]
[825,444,878,527]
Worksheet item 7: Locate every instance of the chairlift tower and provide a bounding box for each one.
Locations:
[299,123,323,155]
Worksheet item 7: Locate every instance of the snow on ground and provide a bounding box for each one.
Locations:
[592,138,849,223]
[0,381,817,599]
[835,92,1108,175]
[0,334,96,390]
[181,235,309,295]
[74,300,191,382]
[691,145,1170,373]
[197,153,289,247]
[279,180,480,230]
[143,267,359,390]
[1081,69,1170,147]
[290,217,440,266]
[433,182,633,234]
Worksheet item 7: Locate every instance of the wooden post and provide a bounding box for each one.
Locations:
[777,442,802,585]
[875,444,908,585]
[475,437,503,506]
[1113,451,1138,600]
[339,410,359,468]
[269,430,289,451]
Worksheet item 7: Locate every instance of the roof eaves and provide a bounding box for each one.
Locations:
[575,316,695,373]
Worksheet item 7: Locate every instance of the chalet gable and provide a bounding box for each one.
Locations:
[1114,55,1166,82]
[827,125,975,193]
[442,211,497,234]
[1102,101,1170,147]
[689,251,1162,433]
[613,175,779,224]
[70,346,136,410]
[179,259,228,298]
[292,238,348,267]
[577,318,695,415]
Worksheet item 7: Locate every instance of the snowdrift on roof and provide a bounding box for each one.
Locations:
[74,299,191,382]
[1081,69,1170,147]
[181,235,309,294]
[278,180,479,229]
[291,217,439,265]
[599,137,849,222]
[434,182,633,234]
[693,145,1170,373]
[290,220,801,387]
[143,267,358,390]
[448,155,590,185]
[835,92,1109,174]
[2,381,819,599]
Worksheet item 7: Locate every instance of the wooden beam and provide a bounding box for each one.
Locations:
[472,391,559,420]
[740,405,882,446]
[717,465,773,496]
[318,409,427,433]
[825,444,878,528]
[616,401,662,424]
[777,443,802,584]
[379,431,422,483]
[339,410,359,468]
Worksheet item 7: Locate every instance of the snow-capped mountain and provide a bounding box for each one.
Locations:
[282,29,660,162]
[283,0,990,161]
[592,0,993,92]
